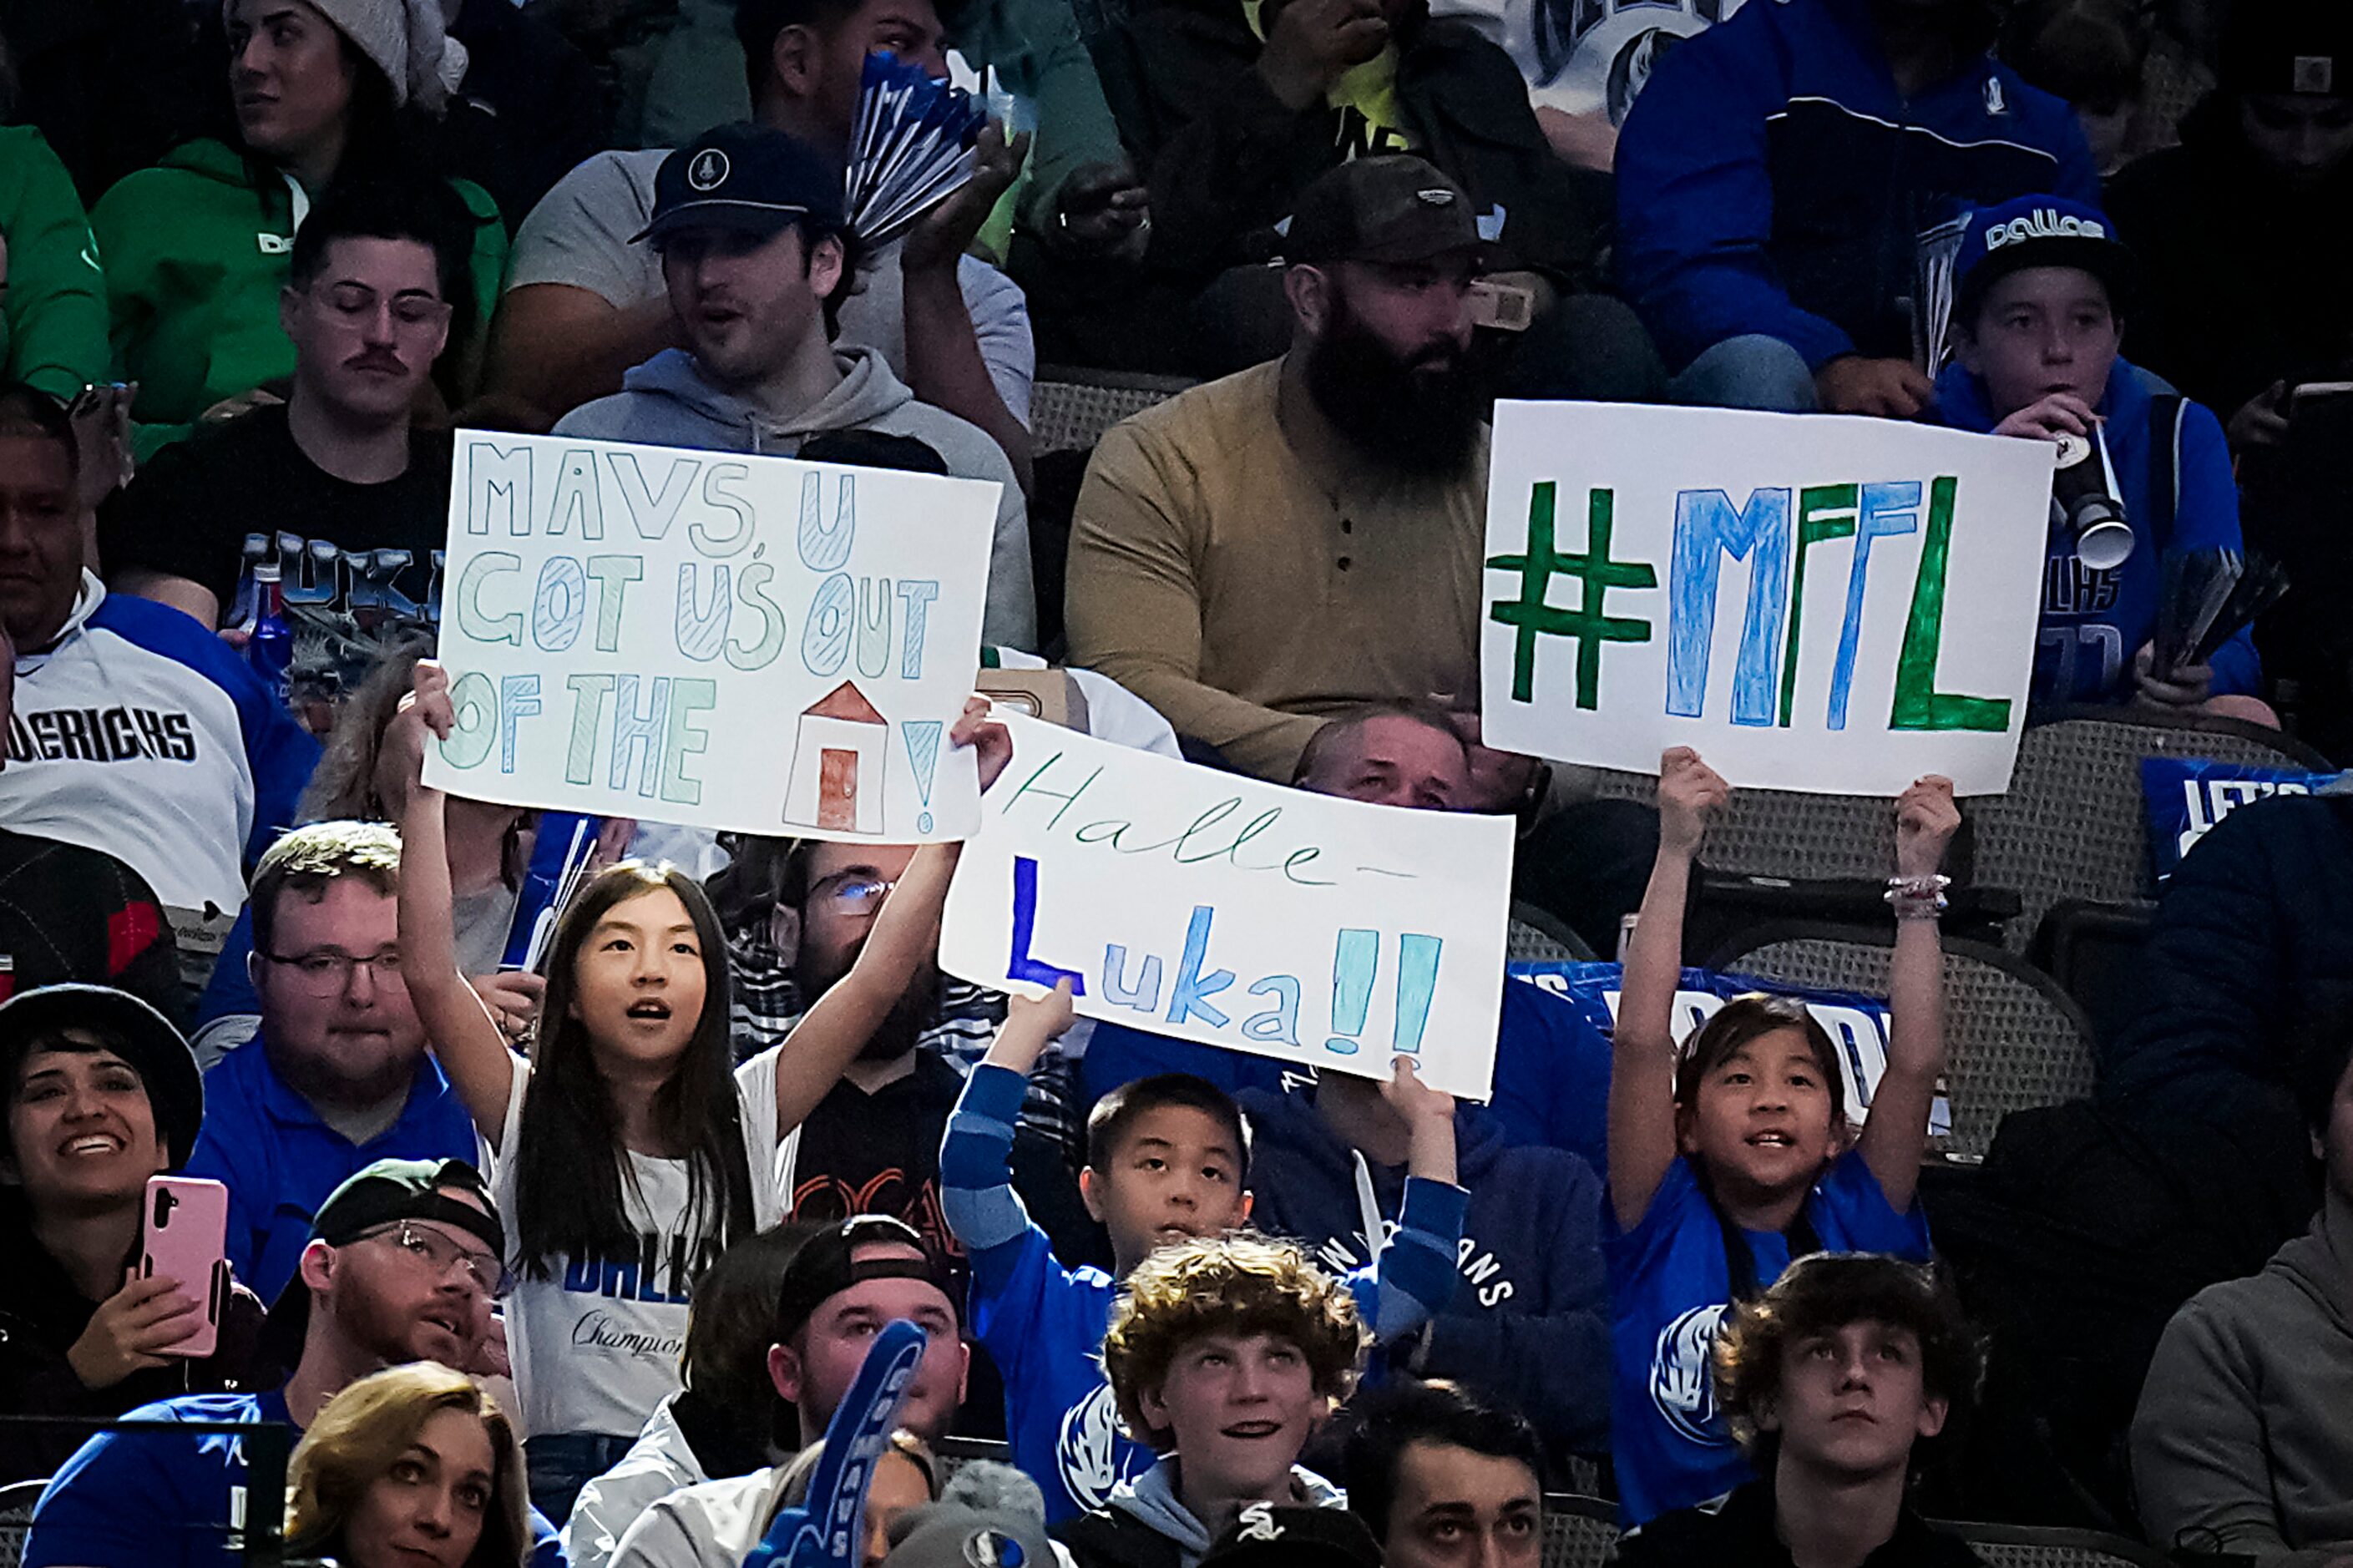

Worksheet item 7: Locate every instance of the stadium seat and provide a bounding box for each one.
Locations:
[1509,900,1597,964]
[1971,706,2333,952]
[1932,1520,2177,1568]
[1032,368,1195,455]
[1539,1495,1621,1568]
[0,1479,47,1568]
[1701,923,2097,1162]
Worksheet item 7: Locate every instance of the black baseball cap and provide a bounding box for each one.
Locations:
[2221,0,2353,97]
[1287,155,1494,268]
[773,1214,954,1344]
[0,984,202,1168]
[1200,1506,1384,1568]
[262,1158,506,1363]
[635,122,848,246]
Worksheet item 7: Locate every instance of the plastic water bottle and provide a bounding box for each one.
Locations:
[225,534,270,633]
[248,562,292,703]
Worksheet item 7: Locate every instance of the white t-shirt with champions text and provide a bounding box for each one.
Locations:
[491,1048,802,1439]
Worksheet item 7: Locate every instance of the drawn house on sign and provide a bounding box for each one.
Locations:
[783,680,888,834]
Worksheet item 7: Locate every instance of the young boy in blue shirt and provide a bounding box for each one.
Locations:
[1936,193,2273,723]
[942,983,1466,1523]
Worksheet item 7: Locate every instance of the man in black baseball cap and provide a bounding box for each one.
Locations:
[769,1214,968,1449]
[23,1156,558,1568]
[1275,154,1492,478]
[593,1216,968,1568]
[553,120,1039,650]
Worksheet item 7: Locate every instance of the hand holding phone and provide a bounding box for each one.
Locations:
[137,1176,230,1359]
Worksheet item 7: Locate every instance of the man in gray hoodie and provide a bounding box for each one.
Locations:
[554,122,1039,651]
[2131,1025,2353,1558]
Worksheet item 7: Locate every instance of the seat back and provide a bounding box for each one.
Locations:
[1031,369,1196,455]
[1509,902,1597,965]
[1586,770,1895,883]
[1706,925,2097,1161]
[1539,1495,1621,1568]
[0,1479,47,1568]
[1971,707,2333,948]
[1934,1520,2178,1568]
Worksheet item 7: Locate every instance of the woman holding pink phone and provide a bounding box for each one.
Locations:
[0,984,268,1484]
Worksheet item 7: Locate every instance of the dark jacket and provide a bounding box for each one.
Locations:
[0,1191,270,1485]
[1614,0,2097,371]
[1237,1085,1612,1463]
[2103,792,2353,1126]
[2105,95,2353,423]
[1096,0,1606,287]
[1617,1479,1986,1568]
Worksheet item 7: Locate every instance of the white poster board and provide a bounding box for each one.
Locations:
[939,714,1516,1100]
[1480,402,2056,796]
[423,431,998,839]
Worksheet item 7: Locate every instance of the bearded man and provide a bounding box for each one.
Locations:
[1065,154,1510,782]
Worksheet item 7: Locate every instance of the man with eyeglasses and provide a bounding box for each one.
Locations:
[767,838,1097,1287]
[26,1157,569,1568]
[185,822,483,1303]
[101,169,475,672]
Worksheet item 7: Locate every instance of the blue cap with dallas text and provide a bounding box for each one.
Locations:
[1953,195,2138,322]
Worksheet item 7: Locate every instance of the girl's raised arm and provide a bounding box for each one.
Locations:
[1608,747,1728,1231]
[1857,775,1960,1212]
[392,660,524,1146]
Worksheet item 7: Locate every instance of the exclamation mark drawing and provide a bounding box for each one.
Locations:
[1326,930,1379,1055]
[1391,934,1440,1055]
[901,721,943,833]
[1326,932,1445,1058]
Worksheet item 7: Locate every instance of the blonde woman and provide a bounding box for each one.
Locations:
[287,1363,531,1568]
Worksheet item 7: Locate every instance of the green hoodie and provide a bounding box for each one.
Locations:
[91,139,509,461]
[0,125,109,404]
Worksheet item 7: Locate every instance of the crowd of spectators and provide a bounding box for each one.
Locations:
[0,0,2350,1561]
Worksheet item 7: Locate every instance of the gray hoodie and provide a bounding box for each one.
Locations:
[555,346,1038,650]
[2131,1195,2353,1560]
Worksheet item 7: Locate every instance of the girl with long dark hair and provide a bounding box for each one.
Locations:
[394,660,999,1519]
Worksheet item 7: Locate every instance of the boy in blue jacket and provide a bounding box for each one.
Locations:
[1936,194,2271,721]
[1616,0,2097,414]
[941,982,1467,1524]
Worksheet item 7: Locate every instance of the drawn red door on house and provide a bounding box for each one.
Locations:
[817,748,859,831]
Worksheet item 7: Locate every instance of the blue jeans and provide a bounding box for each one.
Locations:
[1668,333,1820,412]
[525,1431,635,1525]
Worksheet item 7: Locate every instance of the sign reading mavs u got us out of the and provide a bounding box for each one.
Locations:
[939,713,1516,1100]
[1480,402,2056,796]
[421,430,998,838]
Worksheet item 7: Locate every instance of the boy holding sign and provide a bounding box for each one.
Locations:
[941,984,1465,1523]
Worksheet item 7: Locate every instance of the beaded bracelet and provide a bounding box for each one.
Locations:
[1885,873,1951,920]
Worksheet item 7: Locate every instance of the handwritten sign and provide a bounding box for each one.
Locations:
[939,714,1516,1100]
[423,431,998,839]
[1480,402,2055,795]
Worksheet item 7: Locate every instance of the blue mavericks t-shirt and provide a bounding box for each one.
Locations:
[1602,1151,1930,1525]
[27,1389,569,1568]
[972,1226,1153,1522]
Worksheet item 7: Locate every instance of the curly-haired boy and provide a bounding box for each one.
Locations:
[1053,1233,1366,1568]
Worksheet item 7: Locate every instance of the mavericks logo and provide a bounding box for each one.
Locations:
[1055,1378,1136,1510]
[1650,1302,1736,1447]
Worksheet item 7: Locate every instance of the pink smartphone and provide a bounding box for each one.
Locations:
[139,1176,230,1359]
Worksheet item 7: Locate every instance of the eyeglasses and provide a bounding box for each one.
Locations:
[261,948,406,996]
[364,1222,513,1299]
[315,282,454,333]
[811,873,898,918]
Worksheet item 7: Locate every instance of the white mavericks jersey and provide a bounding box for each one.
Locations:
[0,574,318,912]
